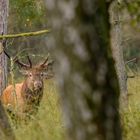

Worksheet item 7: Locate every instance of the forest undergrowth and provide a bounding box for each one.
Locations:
[5,76,140,140]
[9,79,65,140]
[123,76,140,140]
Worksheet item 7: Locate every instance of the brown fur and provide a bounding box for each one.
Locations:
[1,66,47,120]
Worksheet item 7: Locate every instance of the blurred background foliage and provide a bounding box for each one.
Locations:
[124,0,140,26]
[9,0,47,32]
[7,0,49,67]
[122,1,140,64]
[6,1,140,86]
[7,1,65,140]
[5,0,140,140]
[7,0,140,66]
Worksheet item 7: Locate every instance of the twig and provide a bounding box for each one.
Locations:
[127,75,135,78]
[0,29,50,39]
[125,57,139,65]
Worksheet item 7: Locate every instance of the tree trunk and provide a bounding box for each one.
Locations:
[0,0,8,94]
[110,1,128,109]
[0,0,15,139]
[45,0,122,140]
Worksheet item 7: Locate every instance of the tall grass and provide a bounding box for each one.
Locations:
[6,75,140,140]
[123,76,140,140]
[11,79,65,140]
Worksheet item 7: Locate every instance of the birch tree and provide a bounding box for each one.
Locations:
[45,0,122,140]
[110,1,128,108]
[0,0,15,139]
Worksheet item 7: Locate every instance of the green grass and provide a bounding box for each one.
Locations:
[7,76,140,140]
[123,76,140,140]
[11,79,66,140]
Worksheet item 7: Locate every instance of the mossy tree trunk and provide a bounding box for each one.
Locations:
[45,0,122,140]
[0,0,8,94]
[110,1,128,109]
[0,0,15,139]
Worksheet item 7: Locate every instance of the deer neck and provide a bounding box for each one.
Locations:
[21,80,44,106]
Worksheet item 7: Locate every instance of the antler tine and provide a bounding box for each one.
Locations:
[46,60,54,66]
[42,60,54,69]
[4,50,10,59]
[4,50,30,68]
[27,55,32,68]
[14,59,30,68]
[40,54,50,67]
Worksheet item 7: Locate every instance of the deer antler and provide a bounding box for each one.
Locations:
[41,58,49,66]
[40,54,49,67]
[27,55,32,68]
[40,53,54,68]
[4,50,31,68]
[14,58,31,68]
[40,54,54,68]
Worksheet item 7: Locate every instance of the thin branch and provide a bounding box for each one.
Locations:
[125,57,138,65]
[127,75,135,78]
[0,29,50,39]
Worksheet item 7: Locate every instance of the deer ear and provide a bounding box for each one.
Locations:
[19,69,29,75]
[43,72,54,79]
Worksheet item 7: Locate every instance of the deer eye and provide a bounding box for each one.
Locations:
[29,73,32,77]
[40,72,44,77]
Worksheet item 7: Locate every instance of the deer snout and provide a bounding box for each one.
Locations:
[34,81,42,90]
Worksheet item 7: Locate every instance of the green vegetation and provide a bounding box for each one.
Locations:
[9,0,47,32]
[5,0,140,139]
[8,0,48,57]
[6,75,140,140]
[123,76,140,140]
[124,1,140,26]
[10,79,65,140]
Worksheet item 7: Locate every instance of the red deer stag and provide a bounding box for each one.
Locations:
[1,51,54,120]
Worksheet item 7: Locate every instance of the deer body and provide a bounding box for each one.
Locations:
[1,55,53,120]
[2,83,24,113]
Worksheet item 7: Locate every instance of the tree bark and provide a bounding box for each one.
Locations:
[0,0,8,94]
[0,0,15,139]
[110,1,128,109]
[45,0,122,140]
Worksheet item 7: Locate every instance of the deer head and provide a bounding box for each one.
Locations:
[1,50,54,119]
[20,57,54,91]
[4,50,54,92]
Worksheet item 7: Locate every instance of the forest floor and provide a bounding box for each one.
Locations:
[6,76,140,140]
